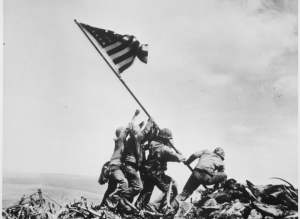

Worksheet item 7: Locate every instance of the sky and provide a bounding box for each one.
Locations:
[3,0,298,191]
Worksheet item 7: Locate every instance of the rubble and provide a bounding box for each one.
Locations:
[2,179,298,219]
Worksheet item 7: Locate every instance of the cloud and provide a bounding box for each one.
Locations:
[179,0,298,90]
[273,75,298,98]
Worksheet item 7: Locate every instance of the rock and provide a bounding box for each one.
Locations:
[174,202,193,219]
[226,201,246,217]
[253,201,297,218]
[247,209,262,219]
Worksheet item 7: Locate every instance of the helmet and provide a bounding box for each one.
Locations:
[214,147,225,160]
[159,128,173,139]
[115,127,125,137]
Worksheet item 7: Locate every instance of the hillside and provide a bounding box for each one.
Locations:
[2,171,106,208]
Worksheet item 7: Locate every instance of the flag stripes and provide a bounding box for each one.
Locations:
[79,23,148,73]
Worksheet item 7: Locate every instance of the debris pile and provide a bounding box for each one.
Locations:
[174,179,298,219]
[2,179,298,219]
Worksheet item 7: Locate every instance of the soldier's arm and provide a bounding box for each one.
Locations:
[140,117,154,143]
[122,109,140,138]
[185,150,207,165]
[143,125,159,145]
[163,147,185,162]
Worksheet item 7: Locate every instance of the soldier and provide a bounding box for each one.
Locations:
[105,110,140,208]
[176,147,227,203]
[98,161,117,207]
[121,117,155,203]
[135,128,186,213]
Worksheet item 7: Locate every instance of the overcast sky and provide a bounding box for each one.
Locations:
[3,0,298,190]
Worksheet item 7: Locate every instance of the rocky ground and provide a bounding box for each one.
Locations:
[2,178,298,219]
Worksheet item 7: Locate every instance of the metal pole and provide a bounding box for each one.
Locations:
[74,19,193,172]
[74,20,151,117]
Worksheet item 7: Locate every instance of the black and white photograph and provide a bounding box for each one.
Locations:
[3,0,298,218]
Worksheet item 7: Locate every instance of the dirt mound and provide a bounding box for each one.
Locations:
[2,179,298,219]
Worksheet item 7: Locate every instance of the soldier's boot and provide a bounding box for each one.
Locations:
[105,195,120,209]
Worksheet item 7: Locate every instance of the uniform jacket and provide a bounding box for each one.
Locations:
[124,120,154,167]
[146,140,184,171]
[185,150,225,174]
[109,123,132,166]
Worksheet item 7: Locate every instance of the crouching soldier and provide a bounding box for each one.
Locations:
[176,147,227,203]
[135,128,186,212]
[98,161,117,207]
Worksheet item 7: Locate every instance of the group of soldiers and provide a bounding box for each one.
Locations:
[98,109,227,216]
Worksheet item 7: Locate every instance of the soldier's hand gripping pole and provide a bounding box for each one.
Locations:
[152,121,194,173]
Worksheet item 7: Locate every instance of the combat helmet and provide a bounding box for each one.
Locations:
[159,128,173,139]
[213,147,225,160]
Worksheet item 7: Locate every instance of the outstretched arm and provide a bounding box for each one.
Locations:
[124,109,140,136]
[185,150,207,165]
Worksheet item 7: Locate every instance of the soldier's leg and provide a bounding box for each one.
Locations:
[122,163,143,202]
[145,192,166,213]
[100,181,117,206]
[154,173,172,193]
[135,176,155,209]
[110,168,129,195]
[152,174,178,212]
[105,166,129,208]
[205,172,227,185]
[176,171,203,202]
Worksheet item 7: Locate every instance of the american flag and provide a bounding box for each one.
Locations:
[79,23,148,74]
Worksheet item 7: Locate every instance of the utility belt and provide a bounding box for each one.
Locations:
[194,168,214,177]
[108,163,129,178]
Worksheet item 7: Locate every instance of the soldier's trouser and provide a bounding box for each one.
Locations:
[100,181,117,206]
[176,169,227,202]
[145,181,178,213]
[122,163,143,202]
[108,165,129,197]
[136,173,177,210]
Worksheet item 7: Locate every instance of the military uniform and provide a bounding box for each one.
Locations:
[106,123,134,202]
[135,139,185,210]
[122,119,154,202]
[176,148,227,202]
[98,161,116,206]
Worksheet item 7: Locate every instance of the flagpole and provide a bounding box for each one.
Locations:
[74,20,194,173]
[74,19,151,118]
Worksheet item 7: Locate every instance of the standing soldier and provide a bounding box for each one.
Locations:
[105,110,140,208]
[176,147,227,203]
[121,117,155,203]
[135,128,186,213]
